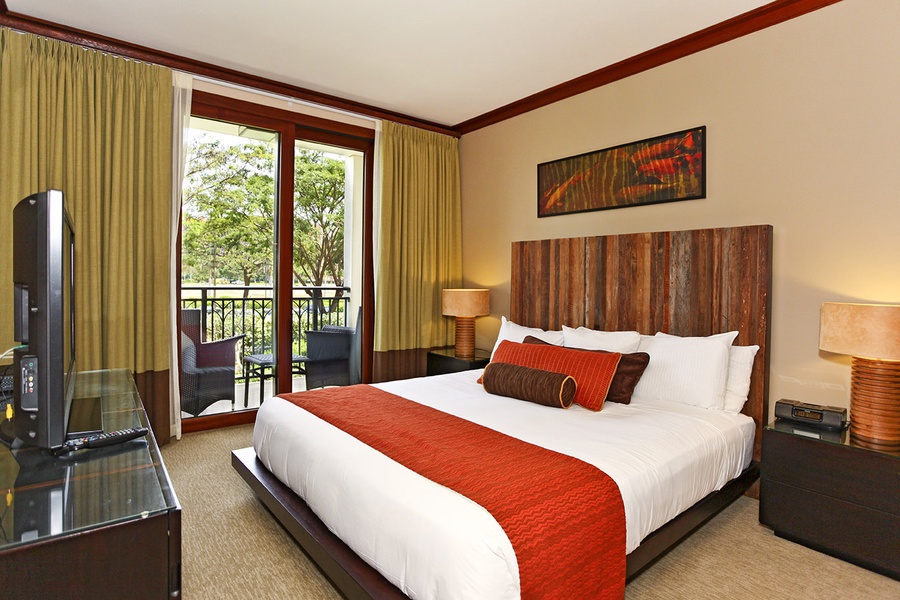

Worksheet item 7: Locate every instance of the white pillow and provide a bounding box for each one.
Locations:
[723,344,759,413]
[655,330,739,345]
[562,326,641,353]
[631,334,732,409]
[490,316,564,357]
[655,331,757,413]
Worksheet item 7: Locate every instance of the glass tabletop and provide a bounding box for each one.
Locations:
[0,369,178,551]
[767,418,900,458]
[428,347,491,361]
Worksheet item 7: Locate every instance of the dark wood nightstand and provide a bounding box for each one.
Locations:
[426,347,490,376]
[760,417,899,579]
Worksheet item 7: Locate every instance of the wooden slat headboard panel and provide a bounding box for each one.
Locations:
[510,225,773,461]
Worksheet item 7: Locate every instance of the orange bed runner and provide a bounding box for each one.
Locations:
[282,385,625,600]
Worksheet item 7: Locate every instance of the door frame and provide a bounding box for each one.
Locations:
[182,91,374,432]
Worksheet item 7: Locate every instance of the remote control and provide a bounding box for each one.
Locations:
[62,427,149,452]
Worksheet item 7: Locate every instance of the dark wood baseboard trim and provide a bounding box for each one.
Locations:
[182,409,256,434]
[134,369,171,443]
[372,348,430,383]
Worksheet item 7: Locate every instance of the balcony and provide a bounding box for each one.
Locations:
[180,284,350,417]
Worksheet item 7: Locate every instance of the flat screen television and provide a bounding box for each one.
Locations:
[12,189,77,450]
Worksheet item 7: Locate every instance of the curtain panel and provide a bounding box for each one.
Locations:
[169,71,192,440]
[374,121,462,381]
[0,28,173,437]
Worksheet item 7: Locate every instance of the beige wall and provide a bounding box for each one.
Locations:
[458,0,900,421]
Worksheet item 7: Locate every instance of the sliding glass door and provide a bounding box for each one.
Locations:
[180,116,278,417]
[291,140,364,390]
[178,91,373,425]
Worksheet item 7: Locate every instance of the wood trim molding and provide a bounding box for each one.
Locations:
[191,90,375,142]
[0,10,457,137]
[133,369,172,443]
[455,0,844,134]
[181,408,256,434]
[1,0,842,137]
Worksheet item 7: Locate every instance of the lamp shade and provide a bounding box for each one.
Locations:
[819,302,900,452]
[442,289,490,317]
[442,288,490,359]
[819,302,900,360]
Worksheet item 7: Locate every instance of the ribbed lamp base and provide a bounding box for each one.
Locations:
[453,316,476,359]
[849,357,900,452]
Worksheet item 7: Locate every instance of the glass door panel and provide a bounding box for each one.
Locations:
[180,116,278,417]
[291,140,363,391]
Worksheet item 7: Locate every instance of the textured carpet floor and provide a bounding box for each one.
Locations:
[162,424,899,599]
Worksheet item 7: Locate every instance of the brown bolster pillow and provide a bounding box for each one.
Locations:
[523,335,650,405]
[482,362,576,409]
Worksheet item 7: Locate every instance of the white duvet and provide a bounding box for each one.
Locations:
[253,370,754,600]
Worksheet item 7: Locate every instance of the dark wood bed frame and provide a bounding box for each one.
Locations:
[232,224,773,599]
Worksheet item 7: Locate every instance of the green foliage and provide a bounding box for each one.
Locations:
[293,148,346,288]
[182,136,275,287]
[181,135,346,291]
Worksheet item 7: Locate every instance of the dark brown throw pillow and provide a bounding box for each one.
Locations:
[481,362,576,409]
[522,335,649,405]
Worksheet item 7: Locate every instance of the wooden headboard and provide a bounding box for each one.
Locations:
[510,225,773,461]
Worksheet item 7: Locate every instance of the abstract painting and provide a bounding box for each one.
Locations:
[538,126,706,217]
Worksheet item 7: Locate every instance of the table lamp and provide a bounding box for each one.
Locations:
[819,302,900,451]
[442,289,490,359]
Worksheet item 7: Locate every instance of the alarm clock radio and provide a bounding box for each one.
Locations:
[774,399,848,431]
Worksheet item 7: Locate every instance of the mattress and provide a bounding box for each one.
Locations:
[253,369,755,600]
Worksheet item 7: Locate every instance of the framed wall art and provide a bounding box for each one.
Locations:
[538,126,706,217]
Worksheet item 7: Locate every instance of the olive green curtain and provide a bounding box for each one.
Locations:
[374,121,462,380]
[0,29,172,418]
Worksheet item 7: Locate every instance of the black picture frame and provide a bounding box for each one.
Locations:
[538,126,706,217]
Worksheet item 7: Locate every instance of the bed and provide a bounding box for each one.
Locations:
[233,224,773,599]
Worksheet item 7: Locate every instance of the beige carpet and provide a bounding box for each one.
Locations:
[162,424,899,599]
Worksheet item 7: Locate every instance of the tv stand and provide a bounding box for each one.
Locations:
[0,369,181,599]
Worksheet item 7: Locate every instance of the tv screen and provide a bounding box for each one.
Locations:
[12,189,76,450]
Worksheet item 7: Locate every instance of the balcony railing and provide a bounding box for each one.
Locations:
[180,284,350,378]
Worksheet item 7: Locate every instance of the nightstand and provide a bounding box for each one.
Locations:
[759,417,899,579]
[426,347,490,376]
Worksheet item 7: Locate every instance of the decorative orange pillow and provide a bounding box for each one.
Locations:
[523,335,649,405]
[490,340,621,411]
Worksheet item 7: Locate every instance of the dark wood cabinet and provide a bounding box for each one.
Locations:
[426,347,490,376]
[0,370,181,599]
[760,418,899,579]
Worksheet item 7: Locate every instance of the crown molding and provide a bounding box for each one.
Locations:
[0,10,458,137]
[454,0,844,134]
[1,0,843,137]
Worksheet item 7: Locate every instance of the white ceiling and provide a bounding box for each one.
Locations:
[7,0,773,126]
